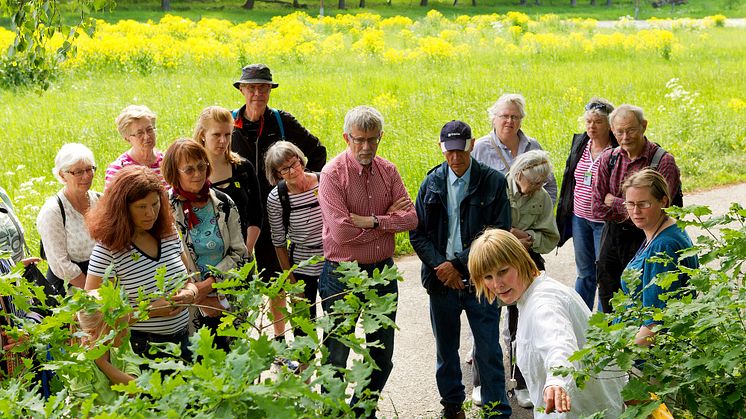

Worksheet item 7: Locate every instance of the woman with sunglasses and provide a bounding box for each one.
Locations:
[621,169,698,346]
[105,105,166,190]
[556,98,619,311]
[37,143,100,296]
[162,139,248,351]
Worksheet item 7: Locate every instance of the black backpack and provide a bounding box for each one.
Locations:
[276,172,321,235]
[608,145,683,207]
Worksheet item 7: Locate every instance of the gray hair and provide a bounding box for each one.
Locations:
[488,93,527,122]
[609,104,645,128]
[264,141,307,186]
[509,149,552,185]
[115,104,157,139]
[53,143,96,183]
[343,106,384,135]
[583,97,615,121]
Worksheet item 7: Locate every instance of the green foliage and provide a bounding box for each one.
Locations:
[0,258,401,417]
[570,203,746,417]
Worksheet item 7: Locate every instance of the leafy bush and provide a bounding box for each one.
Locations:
[0,258,401,417]
[567,203,746,418]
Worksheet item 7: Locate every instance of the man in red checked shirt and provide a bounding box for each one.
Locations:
[318,105,418,418]
[592,104,681,314]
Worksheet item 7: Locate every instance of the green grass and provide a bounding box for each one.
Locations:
[1,16,745,255]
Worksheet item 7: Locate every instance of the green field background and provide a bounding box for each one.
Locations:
[1,15,744,254]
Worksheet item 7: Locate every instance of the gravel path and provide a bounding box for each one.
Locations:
[375,182,746,418]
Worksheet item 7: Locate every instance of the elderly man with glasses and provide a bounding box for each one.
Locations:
[317,105,417,418]
[230,63,327,345]
[591,104,682,314]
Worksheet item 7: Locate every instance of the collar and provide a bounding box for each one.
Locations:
[447,158,472,186]
[344,148,376,176]
[491,129,529,152]
[517,271,545,310]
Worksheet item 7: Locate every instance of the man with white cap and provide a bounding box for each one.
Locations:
[410,120,512,418]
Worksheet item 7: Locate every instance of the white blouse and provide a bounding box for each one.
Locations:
[516,274,626,418]
[36,190,100,280]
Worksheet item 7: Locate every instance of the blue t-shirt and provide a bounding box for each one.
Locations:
[622,223,699,325]
[191,203,225,277]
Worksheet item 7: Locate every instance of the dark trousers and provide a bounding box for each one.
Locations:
[596,221,646,313]
[319,258,397,418]
[290,272,319,338]
[193,313,231,352]
[130,327,192,363]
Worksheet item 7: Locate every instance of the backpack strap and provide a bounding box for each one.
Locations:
[270,108,285,140]
[231,109,239,120]
[213,189,233,221]
[56,195,66,227]
[649,145,667,171]
[607,147,621,172]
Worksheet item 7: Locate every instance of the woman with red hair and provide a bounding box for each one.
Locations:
[85,165,197,361]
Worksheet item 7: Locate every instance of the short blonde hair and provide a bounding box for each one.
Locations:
[115,105,157,139]
[622,168,671,208]
[468,229,539,304]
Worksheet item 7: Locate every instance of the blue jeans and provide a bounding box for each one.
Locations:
[572,215,605,310]
[430,288,511,417]
[319,258,398,416]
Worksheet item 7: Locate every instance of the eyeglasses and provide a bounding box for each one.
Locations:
[497,114,522,122]
[623,201,653,210]
[129,126,156,139]
[66,166,97,177]
[241,84,271,94]
[613,127,641,138]
[348,133,382,146]
[585,102,611,114]
[178,161,209,176]
[276,158,301,176]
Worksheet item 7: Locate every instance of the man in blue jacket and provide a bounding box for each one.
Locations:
[410,120,512,419]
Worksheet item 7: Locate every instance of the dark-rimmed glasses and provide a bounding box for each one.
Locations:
[348,133,382,146]
[276,158,301,176]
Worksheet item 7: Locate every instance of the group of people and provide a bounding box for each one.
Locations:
[0,62,700,418]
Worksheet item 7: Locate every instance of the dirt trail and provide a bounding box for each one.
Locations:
[377,183,746,418]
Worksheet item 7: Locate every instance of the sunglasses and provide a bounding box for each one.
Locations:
[584,102,611,114]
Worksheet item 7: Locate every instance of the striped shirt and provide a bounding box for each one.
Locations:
[319,149,418,264]
[267,184,324,275]
[87,235,189,334]
[105,151,167,190]
[572,141,606,222]
[592,140,681,223]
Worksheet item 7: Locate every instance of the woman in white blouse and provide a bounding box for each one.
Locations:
[469,229,625,418]
[37,143,100,292]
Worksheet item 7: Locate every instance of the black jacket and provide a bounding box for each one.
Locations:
[555,132,618,247]
[409,159,511,294]
[231,105,326,204]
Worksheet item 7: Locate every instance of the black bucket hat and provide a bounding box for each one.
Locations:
[233,64,279,90]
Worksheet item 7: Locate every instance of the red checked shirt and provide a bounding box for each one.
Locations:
[319,149,418,264]
[592,140,681,223]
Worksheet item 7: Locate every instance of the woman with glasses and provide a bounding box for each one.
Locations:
[264,141,323,343]
[470,93,557,408]
[193,106,262,257]
[556,98,618,311]
[105,105,167,189]
[621,169,698,346]
[85,165,196,361]
[36,143,101,296]
[162,139,248,351]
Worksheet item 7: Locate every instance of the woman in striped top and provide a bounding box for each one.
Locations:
[85,165,198,362]
[264,141,323,339]
[556,98,618,311]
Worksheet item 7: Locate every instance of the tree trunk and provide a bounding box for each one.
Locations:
[359,0,364,7]
[471,0,476,5]
[520,0,526,5]
[243,0,255,9]
[608,0,613,6]
[420,0,427,6]
[571,0,576,6]
[338,0,345,8]
[453,0,458,5]
[293,0,299,6]
[161,0,170,11]
[590,0,596,5]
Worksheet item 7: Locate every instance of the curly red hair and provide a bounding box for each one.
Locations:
[87,165,175,251]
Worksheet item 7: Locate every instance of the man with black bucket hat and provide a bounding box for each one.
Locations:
[231,63,327,343]
[410,121,512,418]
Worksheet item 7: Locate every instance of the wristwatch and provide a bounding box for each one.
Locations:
[372,215,380,229]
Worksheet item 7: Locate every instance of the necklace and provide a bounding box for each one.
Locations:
[641,213,669,251]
